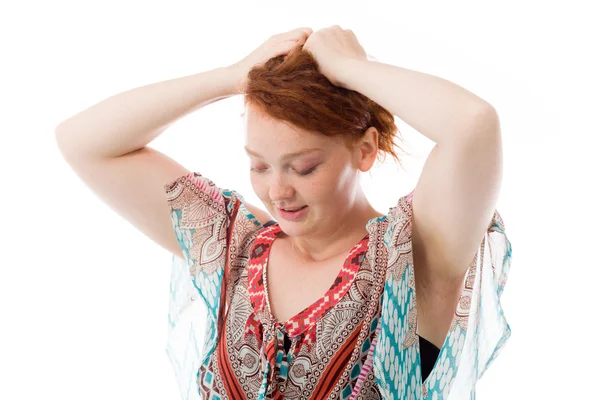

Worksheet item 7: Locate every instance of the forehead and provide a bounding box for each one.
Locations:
[243,104,340,155]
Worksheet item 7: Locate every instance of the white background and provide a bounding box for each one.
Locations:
[1,0,598,398]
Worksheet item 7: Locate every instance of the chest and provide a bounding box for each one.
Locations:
[265,238,350,323]
[205,224,384,398]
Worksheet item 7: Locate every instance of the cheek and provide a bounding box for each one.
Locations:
[249,176,268,200]
[308,170,345,200]
[308,179,330,198]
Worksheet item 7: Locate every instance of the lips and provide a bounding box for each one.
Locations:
[281,206,307,212]
[278,205,309,221]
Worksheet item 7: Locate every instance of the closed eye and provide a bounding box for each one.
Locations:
[297,165,318,176]
[250,167,268,173]
[250,165,319,176]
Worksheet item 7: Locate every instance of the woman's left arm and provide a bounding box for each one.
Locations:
[339,58,504,346]
[336,58,498,144]
[340,59,503,291]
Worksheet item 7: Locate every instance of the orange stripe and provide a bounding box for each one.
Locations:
[215,200,245,399]
[217,335,245,399]
[312,322,364,399]
[217,200,240,333]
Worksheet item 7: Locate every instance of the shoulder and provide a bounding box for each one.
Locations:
[166,172,273,227]
[243,202,274,226]
[384,189,416,229]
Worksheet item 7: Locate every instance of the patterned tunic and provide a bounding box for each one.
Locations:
[163,172,512,400]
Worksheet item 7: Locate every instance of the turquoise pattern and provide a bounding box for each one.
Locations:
[165,207,222,400]
[164,174,262,400]
[373,198,512,399]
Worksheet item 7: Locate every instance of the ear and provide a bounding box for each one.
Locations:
[355,127,380,172]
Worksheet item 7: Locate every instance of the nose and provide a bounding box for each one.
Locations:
[268,172,295,203]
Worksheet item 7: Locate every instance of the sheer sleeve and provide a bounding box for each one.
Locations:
[373,190,513,399]
[163,172,264,400]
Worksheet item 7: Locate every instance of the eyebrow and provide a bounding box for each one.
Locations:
[243,146,323,160]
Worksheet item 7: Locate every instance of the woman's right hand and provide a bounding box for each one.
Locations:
[227,27,313,94]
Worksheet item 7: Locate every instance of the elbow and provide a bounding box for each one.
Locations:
[54,125,70,153]
[464,104,501,139]
[478,101,499,120]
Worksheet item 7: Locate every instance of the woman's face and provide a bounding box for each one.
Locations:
[243,103,374,238]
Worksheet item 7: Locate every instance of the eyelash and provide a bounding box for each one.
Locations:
[298,166,318,176]
[250,165,318,176]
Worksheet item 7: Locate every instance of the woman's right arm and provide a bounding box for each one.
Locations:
[54,67,270,260]
[55,67,239,159]
[55,27,311,260]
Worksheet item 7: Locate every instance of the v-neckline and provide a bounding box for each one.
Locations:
[249,222,370,337]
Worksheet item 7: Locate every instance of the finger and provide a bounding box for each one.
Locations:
[301,27,313,36]
[279,27,312,41]
[272,40,301,58]
[294,32,311,43]
[293,27,313,35]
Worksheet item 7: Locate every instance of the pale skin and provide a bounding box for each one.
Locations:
[55,26,502,350]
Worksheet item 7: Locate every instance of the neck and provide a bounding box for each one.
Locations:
[283,201,383,263]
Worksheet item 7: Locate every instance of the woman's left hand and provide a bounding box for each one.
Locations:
[302,25,368,88]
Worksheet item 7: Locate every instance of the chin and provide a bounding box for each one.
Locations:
[277,219,309,236]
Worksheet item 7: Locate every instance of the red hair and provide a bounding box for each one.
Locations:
[242,48,409,168]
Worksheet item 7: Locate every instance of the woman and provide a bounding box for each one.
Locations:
[55,26,512,399]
